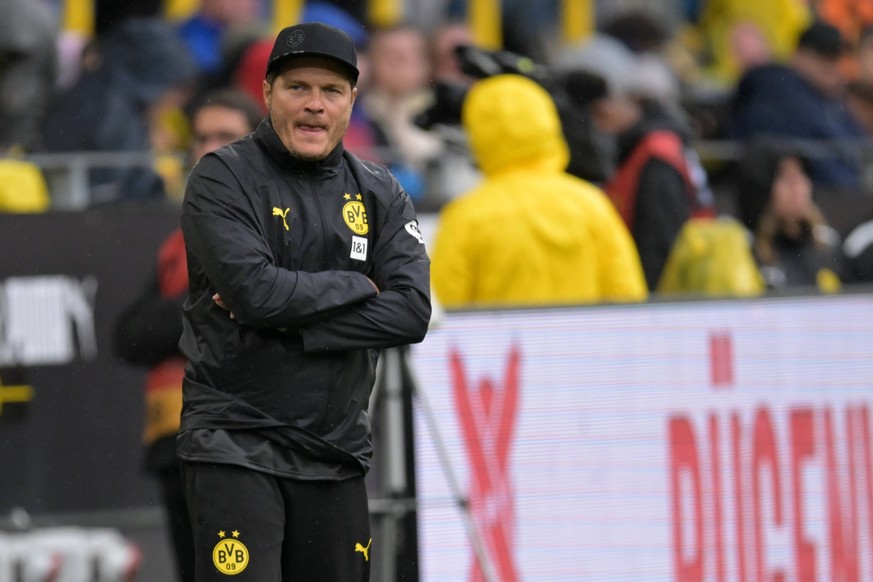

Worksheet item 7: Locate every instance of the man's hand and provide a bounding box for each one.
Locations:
[367,277,380,295]
[213,293,236,319]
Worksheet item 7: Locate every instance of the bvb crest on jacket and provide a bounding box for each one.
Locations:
[342,193,368,234]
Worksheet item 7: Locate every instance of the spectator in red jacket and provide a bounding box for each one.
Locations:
[567,61,714,290]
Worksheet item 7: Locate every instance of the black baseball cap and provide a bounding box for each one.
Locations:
[797,21,850,60]
[266,22,359,83]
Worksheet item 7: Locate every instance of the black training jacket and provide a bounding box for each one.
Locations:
[178,119,431,474]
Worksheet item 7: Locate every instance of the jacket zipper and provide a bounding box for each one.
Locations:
[309,172,330,267]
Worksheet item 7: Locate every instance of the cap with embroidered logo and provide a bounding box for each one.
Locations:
[266,22,359,83]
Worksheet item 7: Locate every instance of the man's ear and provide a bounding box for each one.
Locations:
[262,79,272,111]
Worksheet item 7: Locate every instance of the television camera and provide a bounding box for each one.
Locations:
[414,44,610,183]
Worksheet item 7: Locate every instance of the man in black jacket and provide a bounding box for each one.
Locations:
[178,22,431,581]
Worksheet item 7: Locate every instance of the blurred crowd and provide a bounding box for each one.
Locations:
[2,0,873,296]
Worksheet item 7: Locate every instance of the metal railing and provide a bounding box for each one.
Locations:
[24,151,179,210]
[15,138,873,212]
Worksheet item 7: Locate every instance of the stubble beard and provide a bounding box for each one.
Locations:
[270,110,350,162]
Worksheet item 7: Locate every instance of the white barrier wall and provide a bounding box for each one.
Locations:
[410,294,873,581]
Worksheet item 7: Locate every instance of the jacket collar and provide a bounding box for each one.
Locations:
[254,118,344,175]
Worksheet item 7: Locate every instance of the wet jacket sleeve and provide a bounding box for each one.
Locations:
[299,184,431,352]
[429,199,476,308]
[590,191,648,302]
[181,156,378,329]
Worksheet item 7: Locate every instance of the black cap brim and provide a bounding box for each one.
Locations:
[267,52,359,83]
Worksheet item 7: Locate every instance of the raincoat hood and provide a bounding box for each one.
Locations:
[433,75,647,308]
[462,74,569,175]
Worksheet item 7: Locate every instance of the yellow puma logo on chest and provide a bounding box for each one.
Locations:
[272,207,290,231]
[354,538,372,561]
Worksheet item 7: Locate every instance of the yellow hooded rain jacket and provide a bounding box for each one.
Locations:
[431,74,647,308]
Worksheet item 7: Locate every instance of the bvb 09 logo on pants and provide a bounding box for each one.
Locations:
[213,530,250,575]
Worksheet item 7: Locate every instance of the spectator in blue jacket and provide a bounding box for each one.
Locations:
[730,21,867,190]
[41,17,198,203]
[176,0,263,78]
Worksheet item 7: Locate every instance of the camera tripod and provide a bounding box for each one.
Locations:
[369,346,498,582]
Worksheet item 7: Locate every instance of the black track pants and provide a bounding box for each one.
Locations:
[157,464,196,582]
[182,462,371,582]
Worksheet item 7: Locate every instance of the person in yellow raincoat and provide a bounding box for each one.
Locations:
[430,74,647,308]
[696,0,811,83]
